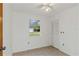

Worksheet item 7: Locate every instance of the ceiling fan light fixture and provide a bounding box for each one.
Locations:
[40,3,55,12]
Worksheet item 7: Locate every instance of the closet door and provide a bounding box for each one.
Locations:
[59,5,79,55]
[59,13,76,55]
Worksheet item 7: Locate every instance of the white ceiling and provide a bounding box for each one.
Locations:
[8,3,78,15]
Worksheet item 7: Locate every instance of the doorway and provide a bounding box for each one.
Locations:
[0,3,3,56]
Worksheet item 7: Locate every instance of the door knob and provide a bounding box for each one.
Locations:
[60,32,64,34]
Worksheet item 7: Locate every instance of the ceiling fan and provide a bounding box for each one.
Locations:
[39,3,55,12]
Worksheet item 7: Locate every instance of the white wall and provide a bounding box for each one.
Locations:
[11,12,52,53]
[51,5,79,56]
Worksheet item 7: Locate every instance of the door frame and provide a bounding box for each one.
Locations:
[0,3,3,56]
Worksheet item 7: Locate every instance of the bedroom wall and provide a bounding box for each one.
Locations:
[11,12,52,53]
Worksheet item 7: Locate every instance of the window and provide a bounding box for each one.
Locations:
[29,16,40,36]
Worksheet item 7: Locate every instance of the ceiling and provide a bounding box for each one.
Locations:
[8,3,78,15]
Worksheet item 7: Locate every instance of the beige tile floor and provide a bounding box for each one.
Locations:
[13,46,69,56]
